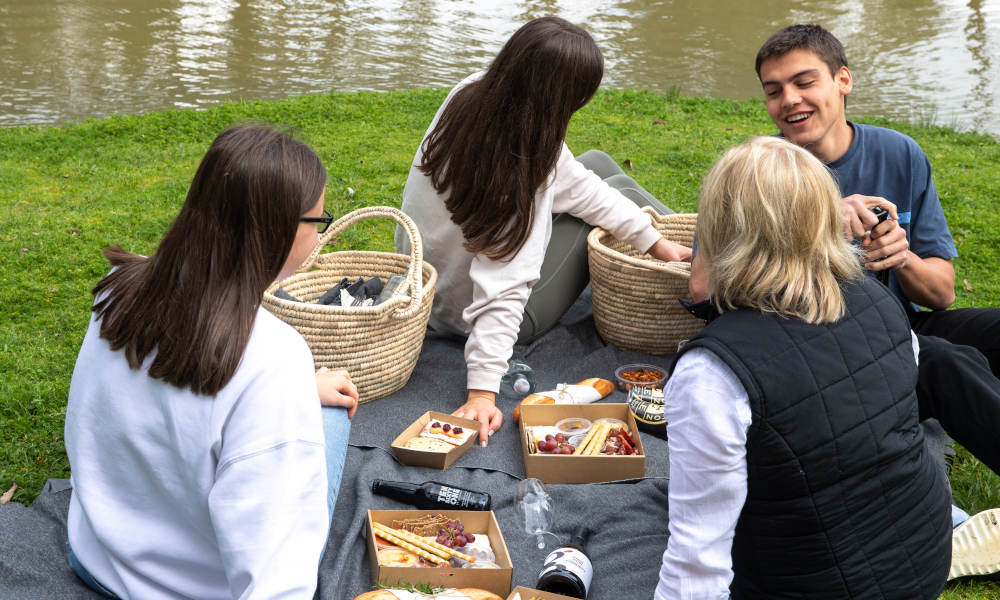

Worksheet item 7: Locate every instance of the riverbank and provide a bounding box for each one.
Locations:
[2,88,998,597]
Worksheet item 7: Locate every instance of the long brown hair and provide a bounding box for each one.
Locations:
[91,125,327,395]
[419,16,603,260]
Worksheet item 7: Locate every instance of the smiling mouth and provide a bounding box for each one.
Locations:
[786,112,812,123]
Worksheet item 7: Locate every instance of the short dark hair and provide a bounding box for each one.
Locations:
[755,24,848,79]
[92,125,327,395]
[419,16,604,260]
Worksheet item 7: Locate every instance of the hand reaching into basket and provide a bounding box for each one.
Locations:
[316,367,359,419]
[648,238,692,263]
[453,390,503,447]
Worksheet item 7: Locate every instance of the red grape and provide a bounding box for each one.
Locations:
[555,433,566,443]
[545,434,555,442]
[464,533,475,543]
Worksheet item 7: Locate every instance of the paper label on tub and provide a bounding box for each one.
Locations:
[534,384,602,405]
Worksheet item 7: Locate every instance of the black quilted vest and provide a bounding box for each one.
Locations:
[671,276,951,599]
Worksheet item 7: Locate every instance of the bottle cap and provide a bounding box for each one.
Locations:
[513,376,531,394]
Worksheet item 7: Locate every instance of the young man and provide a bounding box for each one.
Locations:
[756,24,999,373]
[752,23,1000,471]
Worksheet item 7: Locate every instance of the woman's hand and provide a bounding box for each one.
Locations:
[453,390,503,447]
[648,238,692,263]
[316,367,359,419]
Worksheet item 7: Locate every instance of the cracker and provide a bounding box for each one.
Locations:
[403,436,454,452]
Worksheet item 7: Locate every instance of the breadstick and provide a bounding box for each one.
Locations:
[375,522,477,563]
[586,423,612,456]
[373,523,449,560]
[370,524,448,564]
[573,422,602,456]
[580,422,609,455]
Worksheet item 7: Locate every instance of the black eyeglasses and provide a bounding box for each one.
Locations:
[301,208,334,234]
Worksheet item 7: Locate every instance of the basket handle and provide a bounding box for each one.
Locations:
[297,206,425,319]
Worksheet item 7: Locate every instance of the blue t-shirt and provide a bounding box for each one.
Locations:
[826,122,957,312]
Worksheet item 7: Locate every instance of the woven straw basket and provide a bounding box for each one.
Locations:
[262,206,437,403]
[587,207,703,354]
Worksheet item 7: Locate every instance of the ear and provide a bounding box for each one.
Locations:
[836,66,853,97]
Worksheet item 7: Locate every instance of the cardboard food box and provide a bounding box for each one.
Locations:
[506,586,580,600]
[366,509,513,596]
[519,403,646,484]
[391,411,480,470]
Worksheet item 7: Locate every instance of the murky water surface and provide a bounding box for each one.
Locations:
[1,0,998,135]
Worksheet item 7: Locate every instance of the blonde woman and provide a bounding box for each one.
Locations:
[655,137,950,599]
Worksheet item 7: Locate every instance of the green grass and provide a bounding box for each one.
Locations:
[2,88,998,597]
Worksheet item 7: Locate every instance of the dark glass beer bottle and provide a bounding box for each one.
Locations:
[536,528,593,598]
[370,479,492,511]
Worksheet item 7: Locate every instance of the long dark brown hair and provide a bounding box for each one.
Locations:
[91,125,327,396]
[419,16,604,260]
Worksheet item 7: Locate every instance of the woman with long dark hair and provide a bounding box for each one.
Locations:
[64,125,358,599]
[396,17,691,444]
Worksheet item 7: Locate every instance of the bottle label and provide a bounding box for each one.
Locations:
[539,547,593,592]
[435,486,475,508]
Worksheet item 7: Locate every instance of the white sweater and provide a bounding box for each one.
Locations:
[397,73,663,393]
[65,306,328,600]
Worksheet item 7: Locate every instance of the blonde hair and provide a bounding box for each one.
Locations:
[696,136,862,324]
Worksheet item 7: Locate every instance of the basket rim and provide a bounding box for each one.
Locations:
[263,254,437,316]
[587,226,693,275]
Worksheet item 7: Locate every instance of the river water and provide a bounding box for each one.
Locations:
[1,0,998,136]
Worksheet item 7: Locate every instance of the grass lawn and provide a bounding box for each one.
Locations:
[2,88,999,598]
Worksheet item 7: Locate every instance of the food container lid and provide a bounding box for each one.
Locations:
[555,417,592,435]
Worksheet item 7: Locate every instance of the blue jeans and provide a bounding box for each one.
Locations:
[67,541,119,598]
[322,405,352,521]
[66,406,352,593]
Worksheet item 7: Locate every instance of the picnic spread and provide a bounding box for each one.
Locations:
[0,287,957,599]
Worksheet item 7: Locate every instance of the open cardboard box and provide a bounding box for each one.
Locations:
[519,403,646,484]
[391,411,480,470]
[366,509,513,596]
[506,586,580,600]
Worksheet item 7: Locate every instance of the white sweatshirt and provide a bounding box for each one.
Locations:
[397,73,663,393]
[65,305,328,600]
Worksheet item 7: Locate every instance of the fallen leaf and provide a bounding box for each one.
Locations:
[652,120,666,125]
[624,159,633,170]
[1,483,16,504]
[964,279,974,292]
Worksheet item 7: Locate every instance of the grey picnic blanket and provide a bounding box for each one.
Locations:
[0,289,954,599]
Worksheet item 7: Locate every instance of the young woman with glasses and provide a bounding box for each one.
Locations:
[63,125,358,599]
[396,17,692,446]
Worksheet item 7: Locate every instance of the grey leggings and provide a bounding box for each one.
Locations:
[516,150,674,344]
